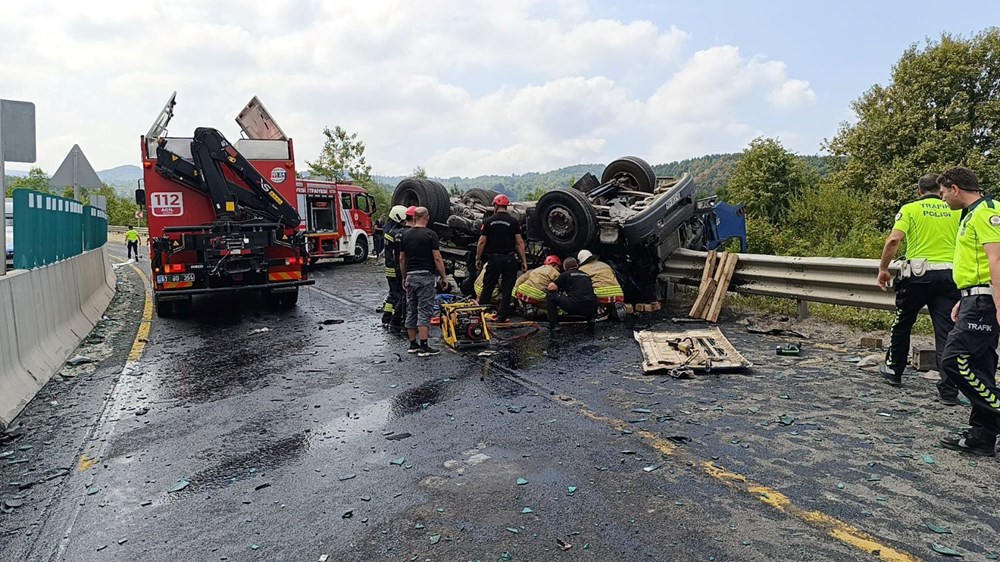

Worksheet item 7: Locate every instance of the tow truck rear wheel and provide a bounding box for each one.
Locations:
[265,287,299,308]
[154,295,174,318]
[534,188,597,253]
[602,156,656,193]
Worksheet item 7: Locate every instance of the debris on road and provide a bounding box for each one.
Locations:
[320,319,344,325]
[168,479,190,493]
[860,337,883,348]
[248,327,271,335]
[930,543,963,557]
[775,343,800,356]
[516,477,528,485]
[634,327,751,375]
[66,355,94,366]
[557,538,573,551]
[384,432,412,441]
[747,326,809,339]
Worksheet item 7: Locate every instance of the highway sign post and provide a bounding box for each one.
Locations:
[0,99,37,276]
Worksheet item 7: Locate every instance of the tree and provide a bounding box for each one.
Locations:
[411,165,427,179]
[448,183,462,196]
[825,29,1000,227]
[307,126,373,183]
[723,137,819,224]
[5,167,51,196]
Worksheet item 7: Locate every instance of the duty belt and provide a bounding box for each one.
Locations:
[925,262,953,271]
[960,286,992,297]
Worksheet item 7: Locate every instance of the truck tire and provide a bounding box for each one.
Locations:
[154,296,174,318]
[602,156,656,193]
[392,178,451,225]
[462,188,500,207]
[420,179,452,224]
[534,188,597,253]
[344,234,369,264]
[265,287,299,308]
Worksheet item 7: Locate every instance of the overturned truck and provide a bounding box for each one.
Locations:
[391,156,746,302]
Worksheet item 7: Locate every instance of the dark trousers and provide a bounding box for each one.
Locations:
[480,254,518,320]
[373,234,384,257]
[547,295,597,326]
[885,270,959,397]
[382,275,405,326]
[127,240,139,260]
[940,295,1000,445]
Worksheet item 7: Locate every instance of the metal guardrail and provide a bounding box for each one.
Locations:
[659,249,902,311]
[108,226,149,235]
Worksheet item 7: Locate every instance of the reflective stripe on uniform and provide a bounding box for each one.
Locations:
[594,285,624,298]
[516,284,547,301]
[384,302,395,314]
[957,354,1000,410]
[385,267,397,278]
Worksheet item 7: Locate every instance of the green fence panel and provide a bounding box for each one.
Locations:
[12,189,93,269]
[83,205,108,250]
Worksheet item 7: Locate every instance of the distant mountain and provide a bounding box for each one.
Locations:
[98,165,143,185]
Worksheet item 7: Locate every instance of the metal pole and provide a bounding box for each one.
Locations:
[72,149,79,201]
[0,106,6,276]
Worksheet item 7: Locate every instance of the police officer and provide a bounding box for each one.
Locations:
[475,194,528,323]
[937,166,999,457]
[876,174,961,402]
[125,226,141,261]
[380,205,409,329]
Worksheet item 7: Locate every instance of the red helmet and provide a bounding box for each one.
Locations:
[492,194,510,207]
[544,255,561,267]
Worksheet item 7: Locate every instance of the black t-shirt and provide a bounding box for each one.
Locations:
[480,212,521,255]
[555,270,598,306]
[400,227,440,272]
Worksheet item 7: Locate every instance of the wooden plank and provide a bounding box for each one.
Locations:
[705,253,739,322]
[689,251,722,317]
[693,252,731,318]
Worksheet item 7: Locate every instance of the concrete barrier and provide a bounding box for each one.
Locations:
[0,247,116,428]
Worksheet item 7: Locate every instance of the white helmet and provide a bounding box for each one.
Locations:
[577,249,595,264]
[389,205,408,223]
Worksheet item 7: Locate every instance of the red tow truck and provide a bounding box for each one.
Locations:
[138,93,313,316]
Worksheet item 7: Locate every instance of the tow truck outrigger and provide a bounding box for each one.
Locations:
[138,93,313,316]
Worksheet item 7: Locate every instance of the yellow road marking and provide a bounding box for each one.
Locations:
[568,399,918,561]
[77,454,96,471]
[109,256,153,364]
[125,263,152,364]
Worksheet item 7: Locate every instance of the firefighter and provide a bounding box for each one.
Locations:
[546,257,598,332]
[473,267,502,304]
[577,250,626,320]
[514,255,562,318]
[381,205,409,329]
[475,194,528,323]
[875,174,961,400]
[936,167,999,456]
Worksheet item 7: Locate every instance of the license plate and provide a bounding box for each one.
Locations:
[157,273,195,283]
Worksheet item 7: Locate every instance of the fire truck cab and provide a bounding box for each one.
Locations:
[295,179,375,264]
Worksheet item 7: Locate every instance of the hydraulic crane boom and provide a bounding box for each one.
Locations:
[154,127,301,229]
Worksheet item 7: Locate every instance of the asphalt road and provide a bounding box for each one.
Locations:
[0,243,997,562]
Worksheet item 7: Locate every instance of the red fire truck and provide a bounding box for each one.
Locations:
[294,179,376,265]
[138,93,313,317]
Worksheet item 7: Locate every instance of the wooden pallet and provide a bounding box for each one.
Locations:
[688,251,739,322]
[634,327,752,376]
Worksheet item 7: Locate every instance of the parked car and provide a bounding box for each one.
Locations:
[4,198,12,269]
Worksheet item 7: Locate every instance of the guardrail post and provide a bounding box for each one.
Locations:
[797,299,809,320]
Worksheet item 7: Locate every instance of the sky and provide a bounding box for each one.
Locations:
[0,0,997,178]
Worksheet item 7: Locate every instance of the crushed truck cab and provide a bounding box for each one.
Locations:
[138,93,313,317]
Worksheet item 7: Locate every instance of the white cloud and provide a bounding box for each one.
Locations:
[0,0,818,178]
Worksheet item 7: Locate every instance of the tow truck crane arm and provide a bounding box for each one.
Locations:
[154,127,301,229]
